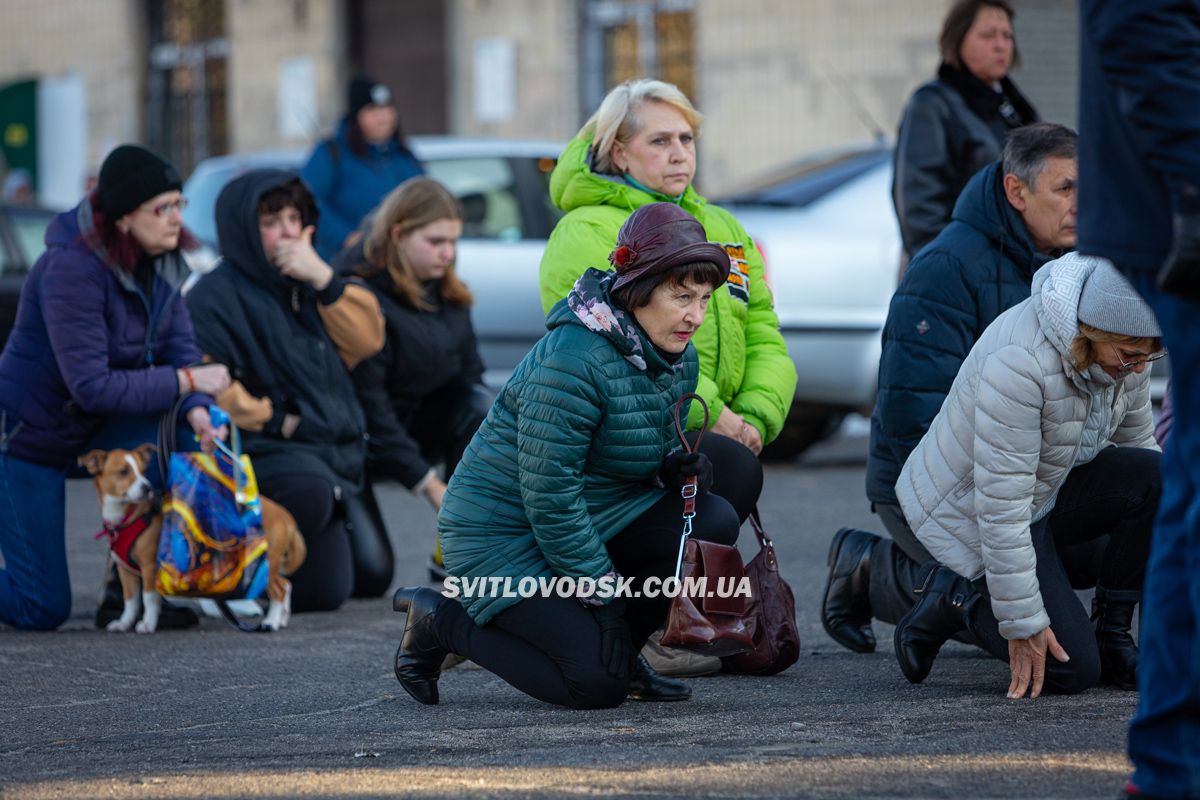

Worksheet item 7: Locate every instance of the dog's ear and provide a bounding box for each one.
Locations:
[78,450,107,476]
[133,443,158,467]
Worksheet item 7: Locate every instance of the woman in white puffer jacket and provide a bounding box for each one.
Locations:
[893,254,1162,699]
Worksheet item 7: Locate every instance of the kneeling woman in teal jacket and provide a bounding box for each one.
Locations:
[391,203,741,709]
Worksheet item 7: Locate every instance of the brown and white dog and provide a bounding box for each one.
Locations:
[79,446,306,633]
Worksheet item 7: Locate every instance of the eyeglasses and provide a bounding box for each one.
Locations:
[1115,348,1167,370]
[151,197,189,217]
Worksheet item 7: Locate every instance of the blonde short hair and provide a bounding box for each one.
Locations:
[581,79,703,175]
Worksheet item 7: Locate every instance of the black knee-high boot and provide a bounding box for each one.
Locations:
[893,565,979,683]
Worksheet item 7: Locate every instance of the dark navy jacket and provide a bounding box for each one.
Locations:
[300,120,424,261]
[0,203,204,468]
[867,162,1053,506]
[1078,0,1200,275]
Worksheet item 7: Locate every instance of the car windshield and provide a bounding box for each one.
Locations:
[717,147,891,208]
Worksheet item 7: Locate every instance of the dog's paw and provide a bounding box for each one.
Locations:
[134,620,158,634]
[106,619,133,633]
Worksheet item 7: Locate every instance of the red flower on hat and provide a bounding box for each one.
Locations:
[612,245,636,267]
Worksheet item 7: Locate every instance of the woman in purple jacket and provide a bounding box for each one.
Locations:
[0,144,230,631]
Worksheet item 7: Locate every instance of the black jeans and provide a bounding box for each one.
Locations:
[254,461,354,613]
[432,491,741,709]
[966,446,1160,694]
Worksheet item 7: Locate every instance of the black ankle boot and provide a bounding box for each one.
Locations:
[893,566,976,684]
[821,528,881,653]
[1092,587,1139,691]
[94,563,199,630]
[393,587,450,705]
[628,654,691,701]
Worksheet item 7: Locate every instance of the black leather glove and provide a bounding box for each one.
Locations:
[1158,211,1200,303]
[592,598,634,679]
[660,450,713,495]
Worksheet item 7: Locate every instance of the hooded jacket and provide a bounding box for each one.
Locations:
[537,134,796,444]
[185,170,384,485]
[0,201,205,468]
[893,64,1038,259]
[867,162,1054,507]
[300,120,424,261]
[438,268,699,625]
[896,254,1157,640]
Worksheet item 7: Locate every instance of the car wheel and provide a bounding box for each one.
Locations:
[760,403,847,462]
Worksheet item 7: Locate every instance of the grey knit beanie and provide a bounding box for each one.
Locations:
[1077,260,1162,338]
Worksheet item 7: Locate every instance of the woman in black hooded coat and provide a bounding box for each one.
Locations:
[185,169,390,611]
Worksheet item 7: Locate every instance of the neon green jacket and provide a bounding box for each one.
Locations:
[539,134,797,442]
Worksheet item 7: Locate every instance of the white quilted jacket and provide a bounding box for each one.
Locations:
[896,254,1158,640]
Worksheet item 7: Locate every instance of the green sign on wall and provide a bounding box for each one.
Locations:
[0,79,38,191]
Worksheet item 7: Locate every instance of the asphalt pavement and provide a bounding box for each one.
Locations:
[0,419,1136,799]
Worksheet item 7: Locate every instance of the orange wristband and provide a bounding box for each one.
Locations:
[181,367,196,394]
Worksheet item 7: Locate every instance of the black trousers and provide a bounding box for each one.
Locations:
[966,446,1160,694]
[432,490,742,709]
[868,474,1119,627]
[692,432,763,525]
[255,469,353,613]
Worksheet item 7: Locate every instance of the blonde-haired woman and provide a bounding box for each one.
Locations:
[348,177,488,576]
[539,79,795,469]
[892,254,1162,699]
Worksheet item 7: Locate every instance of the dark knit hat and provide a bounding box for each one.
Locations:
[97,144,182,219]
[609,203,730,291]
[1078,259,1162,338]
[348,76,392,117]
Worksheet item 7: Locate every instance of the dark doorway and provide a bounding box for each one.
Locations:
[346,0,449,135]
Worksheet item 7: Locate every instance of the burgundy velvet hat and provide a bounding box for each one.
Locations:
[609,203,731,291]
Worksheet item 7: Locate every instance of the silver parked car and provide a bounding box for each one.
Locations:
[718,144,900,457]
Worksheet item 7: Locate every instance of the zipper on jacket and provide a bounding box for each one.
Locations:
[1035,393,1093,519]
[141,283,181,366]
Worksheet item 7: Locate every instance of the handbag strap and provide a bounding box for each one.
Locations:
[672,393,708,580]
[748,507,772,550]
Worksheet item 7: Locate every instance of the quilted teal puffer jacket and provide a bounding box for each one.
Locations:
[438,269,699,624]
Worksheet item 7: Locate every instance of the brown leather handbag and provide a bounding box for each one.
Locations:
[721,510,800,675]
[659,393,755,658]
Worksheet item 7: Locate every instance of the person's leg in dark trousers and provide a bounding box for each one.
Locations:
[257,472,353,613]
[689,433,762,524]
[964,448,1160,694]
[1125,275,1200,798]
[965,518,1103,695]
[606,492,741,647]
[868,504,935,625]
[430,595,629,709]
[424,491,740,708]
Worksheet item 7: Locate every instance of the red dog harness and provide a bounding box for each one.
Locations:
[95,509,155,575]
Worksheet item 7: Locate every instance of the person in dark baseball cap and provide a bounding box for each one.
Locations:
[300,75,424,261]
